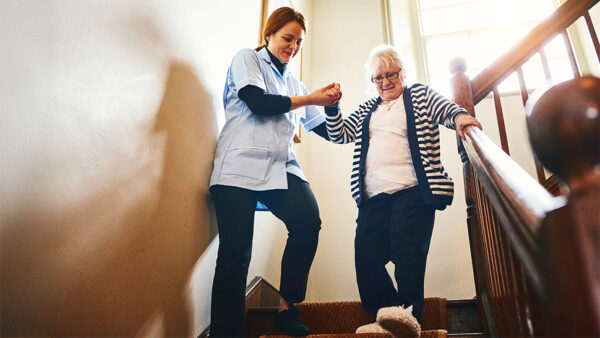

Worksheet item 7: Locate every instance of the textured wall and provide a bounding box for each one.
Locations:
[0,1,261,336]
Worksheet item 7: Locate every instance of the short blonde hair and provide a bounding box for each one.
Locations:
[365,45,405,77]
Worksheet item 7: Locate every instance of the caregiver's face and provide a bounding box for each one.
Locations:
[267,21,304,63]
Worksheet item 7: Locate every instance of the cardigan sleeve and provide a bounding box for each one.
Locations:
[324,103,368,144]
[424,85,470,130]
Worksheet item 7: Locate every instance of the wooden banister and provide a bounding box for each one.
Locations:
[458,75,600,336]
[450,0,598,336]
[470,0,599,104]
[462,126,564,298]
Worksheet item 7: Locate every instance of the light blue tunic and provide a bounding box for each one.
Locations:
[210,47,325,191]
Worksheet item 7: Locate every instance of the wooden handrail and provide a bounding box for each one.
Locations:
[462,126,565,297]
[463,127,562,233]
[457,74,600,336]
[450,0,599,334]
[470,0,599,103]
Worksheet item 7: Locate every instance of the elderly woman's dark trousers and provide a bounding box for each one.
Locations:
[355,186,435,322]
[209,173,321,337]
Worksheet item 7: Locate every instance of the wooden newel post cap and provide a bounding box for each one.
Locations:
[450,58,467,75]
[525,76,600,192]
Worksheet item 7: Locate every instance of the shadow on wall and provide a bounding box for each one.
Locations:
[0,61,218,336]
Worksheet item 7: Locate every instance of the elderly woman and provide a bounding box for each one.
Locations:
[324,45,481,336]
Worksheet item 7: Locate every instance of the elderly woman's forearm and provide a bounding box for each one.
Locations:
[325,117,357,144]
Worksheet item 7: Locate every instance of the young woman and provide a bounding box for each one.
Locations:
[208,7,341,337]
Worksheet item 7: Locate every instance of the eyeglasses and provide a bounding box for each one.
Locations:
[371,70,401,83]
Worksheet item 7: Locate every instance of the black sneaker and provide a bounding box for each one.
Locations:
[274,304,311,336]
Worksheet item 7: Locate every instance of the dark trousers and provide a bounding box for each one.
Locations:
[209,173,321,337]
[354,186,435,322]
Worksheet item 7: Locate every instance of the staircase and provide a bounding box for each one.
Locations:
[200,1,599,337]
[240,277,484,338]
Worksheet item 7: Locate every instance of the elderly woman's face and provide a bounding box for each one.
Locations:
[373,63,406,101]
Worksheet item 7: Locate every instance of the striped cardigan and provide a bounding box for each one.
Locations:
[325,83,469,209]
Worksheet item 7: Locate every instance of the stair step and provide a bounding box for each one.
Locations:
[247,298,447,337]
[446,299,481,334]
[259,331,487,338]
[261,335,392,338]
[261,331,449,338]
[203,277,484,337]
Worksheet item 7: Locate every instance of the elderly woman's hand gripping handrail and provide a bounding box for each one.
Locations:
[456,114,483,140]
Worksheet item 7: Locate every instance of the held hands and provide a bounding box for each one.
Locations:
[456,114,483,140]
[326,83,342,106]
[310,82,342,107]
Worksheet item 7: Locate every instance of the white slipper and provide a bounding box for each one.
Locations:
[376,305,421,337]
[356,322,391,334]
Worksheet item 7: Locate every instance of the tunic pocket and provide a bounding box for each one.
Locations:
[220,146,270,181]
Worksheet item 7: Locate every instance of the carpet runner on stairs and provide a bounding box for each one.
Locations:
[250,297,448,337]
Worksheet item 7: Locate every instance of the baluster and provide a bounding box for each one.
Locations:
[492,87,510,154]
[583,12,600,63]
[494,219,525,336]
[504,239,534,336]
[516,67,529,105]
[480,190,502,331]
[478,180,502,337]
[474,179,496,336]
[538,48,553,86]
[516,261,539,336]
[486,205,509,334]
[561,29,581,78]
[463,166,489,332]
[517,67,547,184]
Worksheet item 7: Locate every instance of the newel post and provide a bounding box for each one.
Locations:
[525,76,600,336]
[450,58,488,329]
[450,57,476,164]
[450,58,476,116]
[449,59,480,279]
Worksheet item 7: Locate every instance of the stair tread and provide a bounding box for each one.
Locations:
[261,329,448,338]
[240,277,480,338]
[247,299,448,337]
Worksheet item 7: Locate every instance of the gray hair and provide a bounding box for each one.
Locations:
[365,45,405,77]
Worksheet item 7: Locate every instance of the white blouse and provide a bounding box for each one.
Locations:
[364,93,418,198]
